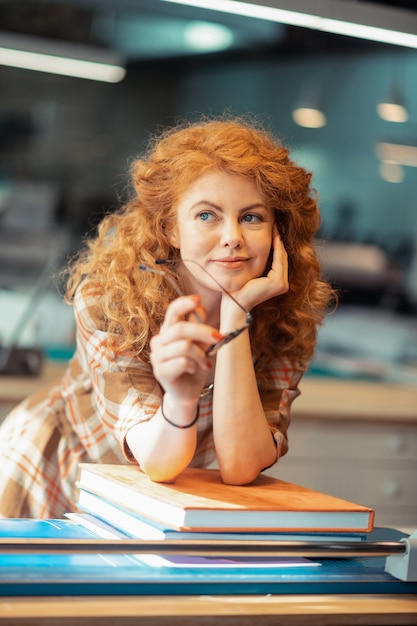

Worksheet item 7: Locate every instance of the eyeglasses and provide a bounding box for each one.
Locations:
[139,259,253,356]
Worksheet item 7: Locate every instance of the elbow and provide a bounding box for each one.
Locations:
[221,473,259,487]
[146,471,178,484]
[218,446,278,486]
[218,463,262,486]
[139,459,182,484]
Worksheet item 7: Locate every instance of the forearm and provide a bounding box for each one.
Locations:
[212,331,277,485]
[125,394,198,483]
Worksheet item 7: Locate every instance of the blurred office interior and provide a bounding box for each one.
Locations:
[1,0,417,527]
[0,0,416,381]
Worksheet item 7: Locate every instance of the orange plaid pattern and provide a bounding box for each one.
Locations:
[0,284,304,518]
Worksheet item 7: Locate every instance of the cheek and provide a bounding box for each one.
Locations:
[255,230,273,255]
[253,232,273,271]
[184,228,214,252]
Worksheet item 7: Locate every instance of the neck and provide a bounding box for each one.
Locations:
[178,264,222,327]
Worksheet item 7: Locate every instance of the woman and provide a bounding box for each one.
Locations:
[0,116,334,518]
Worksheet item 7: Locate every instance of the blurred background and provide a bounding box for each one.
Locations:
[0,0,416,379]
[1,0,417,528]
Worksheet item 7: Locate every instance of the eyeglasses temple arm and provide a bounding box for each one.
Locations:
[138,264,204,323]
[182,258,252,322]
[139,265,185,299]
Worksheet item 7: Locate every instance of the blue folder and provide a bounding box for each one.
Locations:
[0,519,416,597]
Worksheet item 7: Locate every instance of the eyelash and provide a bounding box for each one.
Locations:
[198,211,214,222]
[197,212,264,223]
[242,214,263,223]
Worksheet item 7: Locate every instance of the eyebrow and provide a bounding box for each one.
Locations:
[190,201,269,214]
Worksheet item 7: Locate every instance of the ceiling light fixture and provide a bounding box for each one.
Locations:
[292,107,326,128]
[377,78,409,123]
[377,97,408,123]
[292,83,327,129]
[376,142,417,168]
[183,21,234,52]
[162,0,417,49]
[0,32,126,83]
[379,160,405,183]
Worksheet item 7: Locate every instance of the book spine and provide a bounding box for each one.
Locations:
[77,491,366,542]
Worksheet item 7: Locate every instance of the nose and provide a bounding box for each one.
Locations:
[220,219,244,248]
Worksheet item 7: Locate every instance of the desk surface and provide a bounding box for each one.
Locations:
[1,368,416,625]
[0,360,67,403]
[294,376,417,423]
[0,593,416,625]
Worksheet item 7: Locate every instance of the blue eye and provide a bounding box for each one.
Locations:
[198,211,214,222]
[242,214,262,223]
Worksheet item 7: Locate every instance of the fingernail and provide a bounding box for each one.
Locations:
[195,305,205,319]
[212,330,225,340]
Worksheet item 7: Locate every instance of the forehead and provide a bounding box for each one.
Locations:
[176,170,265,206]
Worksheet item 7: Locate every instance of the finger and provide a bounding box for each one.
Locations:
[150,348,210,395]
[152,337,211,371]
[268,233,289,292]
[161,295,204,329]
[157,320,223,351]
[272,228,285,260]
[153,353,199,378]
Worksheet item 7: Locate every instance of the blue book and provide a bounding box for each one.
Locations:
[0,517,320,572]
[0,518,142,578]
[76,489,366,542]
[0,520,415,597]
[0,518,99,539]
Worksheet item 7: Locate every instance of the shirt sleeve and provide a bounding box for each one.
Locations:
[73,284,162,460]
[257,357,305,460]
[73,284,305,466]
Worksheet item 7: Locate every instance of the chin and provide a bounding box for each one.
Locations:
[225,274,252,292]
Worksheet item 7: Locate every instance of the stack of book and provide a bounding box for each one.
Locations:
[4,464,417,597]
[69,464,374,549]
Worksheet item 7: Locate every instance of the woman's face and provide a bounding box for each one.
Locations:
[169,170,275,296]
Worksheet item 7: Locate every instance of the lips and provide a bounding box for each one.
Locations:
[211,258,248,270]
[215,257,247,262]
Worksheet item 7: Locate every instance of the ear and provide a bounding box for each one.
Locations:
[166,225,180,249]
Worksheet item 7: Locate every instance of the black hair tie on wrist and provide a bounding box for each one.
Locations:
[160,396,199,429]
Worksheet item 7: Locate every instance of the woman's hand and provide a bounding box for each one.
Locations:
[150,295,221,404]
[231,225,289,312]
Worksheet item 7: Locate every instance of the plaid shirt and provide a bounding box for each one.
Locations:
[0,283,304,519]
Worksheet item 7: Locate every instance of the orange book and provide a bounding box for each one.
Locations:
[77,464,374,534]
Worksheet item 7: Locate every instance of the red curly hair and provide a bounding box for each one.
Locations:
[66,116,334,367]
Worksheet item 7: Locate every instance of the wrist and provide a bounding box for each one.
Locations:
[220,297,249,331]
[161,394,199,429]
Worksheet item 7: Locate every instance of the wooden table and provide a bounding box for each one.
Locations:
[0,365,416,624]
[294,376,417,422]
[0,360,68,405]
[0,360,67,422]
[0,593,416,625]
